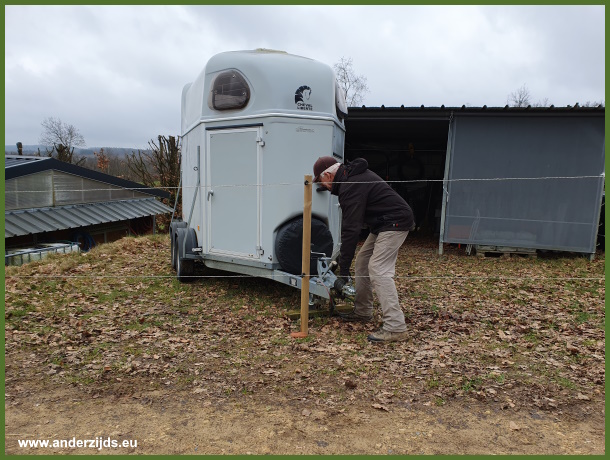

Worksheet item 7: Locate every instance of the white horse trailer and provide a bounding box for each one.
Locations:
[171,49,348,304]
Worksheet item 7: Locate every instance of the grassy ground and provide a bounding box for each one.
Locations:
[5,233,605,426]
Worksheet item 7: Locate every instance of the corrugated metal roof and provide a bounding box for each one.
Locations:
[352,104,605,110]
[347,105,605,117]
[5,155,50,168]
[5,198,173,238]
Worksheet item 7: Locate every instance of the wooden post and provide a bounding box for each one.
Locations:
[291,174,313,338]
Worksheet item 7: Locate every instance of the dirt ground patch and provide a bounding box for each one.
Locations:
[4,234,605,454]
[4,382,604,455]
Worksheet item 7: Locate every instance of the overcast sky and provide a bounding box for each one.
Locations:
[4,5,605,149]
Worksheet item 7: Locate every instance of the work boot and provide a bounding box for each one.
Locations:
[338,309,373,323]
[367,327,408,343]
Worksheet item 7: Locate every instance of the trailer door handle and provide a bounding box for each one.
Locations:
[207,190,214,201]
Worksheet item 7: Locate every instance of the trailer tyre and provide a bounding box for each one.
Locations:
[172,234,180,272]
[170,221,187,271]
[171,236,177,271]
[176,227,196,282]
[275,217,334,276]
[177,255,195,282]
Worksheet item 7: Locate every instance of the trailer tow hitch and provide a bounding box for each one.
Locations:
[311,255,356,315]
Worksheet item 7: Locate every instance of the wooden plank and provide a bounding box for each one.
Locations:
[475,245,537,259]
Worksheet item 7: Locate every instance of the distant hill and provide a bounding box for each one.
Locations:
[5,145,147,157]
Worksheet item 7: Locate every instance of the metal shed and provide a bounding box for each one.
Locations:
[344,105,605,257]
[5,155,173,261]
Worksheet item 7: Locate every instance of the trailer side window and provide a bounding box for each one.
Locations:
[209,70,250,111]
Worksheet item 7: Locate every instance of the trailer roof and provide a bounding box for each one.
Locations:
[182,49,341,134]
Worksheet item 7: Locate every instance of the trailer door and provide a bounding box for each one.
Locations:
[207,128,261,259]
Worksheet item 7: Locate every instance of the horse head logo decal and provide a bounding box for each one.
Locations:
[295,85,313,110]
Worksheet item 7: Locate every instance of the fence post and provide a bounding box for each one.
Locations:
[291,174,312,338]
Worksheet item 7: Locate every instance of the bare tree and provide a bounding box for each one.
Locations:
[38,117,86,165]
[82,149,129,177]
[507,84,532,107]
[104,149,130,178]
[333,57,370,107]
[533,97,551,108]
[581,100,605,108]
[126,135,181,230]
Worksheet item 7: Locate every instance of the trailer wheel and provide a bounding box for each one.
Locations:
[275,217,334,276]
[176,227,195,282]
[171,234,177,271]
[171,234,178,271]
[170,221,187,271]
[176,254,195,282]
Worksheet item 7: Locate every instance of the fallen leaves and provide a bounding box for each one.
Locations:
[497,330,511,341]
[3,234,605,417]
[372,403,390,412]
[261,369,280,375]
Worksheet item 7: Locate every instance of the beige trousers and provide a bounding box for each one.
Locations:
[353,231,409,332]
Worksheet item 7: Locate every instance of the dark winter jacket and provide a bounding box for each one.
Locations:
[331,158,415,277]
